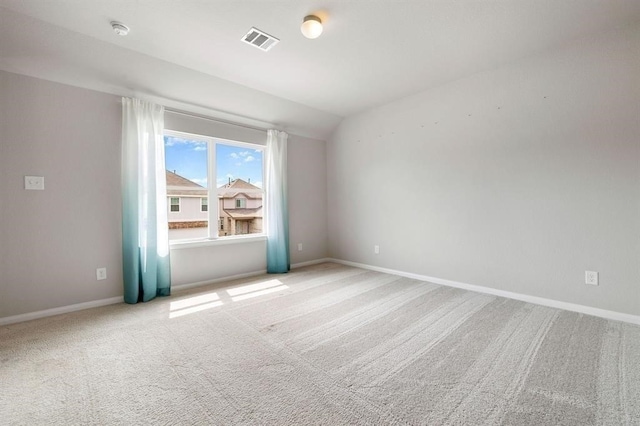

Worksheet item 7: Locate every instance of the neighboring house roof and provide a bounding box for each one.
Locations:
[218,179,263,199]
[166,170,207,196]
[225,207,263,219]
[165,174,263,199]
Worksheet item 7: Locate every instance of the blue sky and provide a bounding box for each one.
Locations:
[164,135,263,188]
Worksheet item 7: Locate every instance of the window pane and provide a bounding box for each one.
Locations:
[165,136,209,241]
[216,143,264,237]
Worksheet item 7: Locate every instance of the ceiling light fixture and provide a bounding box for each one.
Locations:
[301,15,323,39]
[111,21,130,36]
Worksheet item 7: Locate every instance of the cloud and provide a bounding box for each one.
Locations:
[229,151,250,159]
[235,162,243,166]
[193,145,207,151]
[164,136,197,147]
[244,155,255,162]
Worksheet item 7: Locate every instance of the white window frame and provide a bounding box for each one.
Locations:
[235,198,246,208]
[201,197,208,212]
[164,129,266,247]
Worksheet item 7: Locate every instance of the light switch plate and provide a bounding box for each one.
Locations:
[25,176,44,190]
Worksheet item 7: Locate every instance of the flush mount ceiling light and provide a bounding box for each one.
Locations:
[111,21,130,36]
[301,15,323,39]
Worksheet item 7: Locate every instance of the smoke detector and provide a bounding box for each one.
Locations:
[242,27,279,51]
[111,21,130,36]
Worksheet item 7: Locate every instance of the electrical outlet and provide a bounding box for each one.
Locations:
[585,271,598,286]
[374,245,380,255]
[96,268,107,281]
[297,243,303,252]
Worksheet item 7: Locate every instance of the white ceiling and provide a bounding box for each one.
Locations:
[1,0,639,139]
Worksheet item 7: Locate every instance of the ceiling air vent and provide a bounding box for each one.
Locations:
[242,27,279,51]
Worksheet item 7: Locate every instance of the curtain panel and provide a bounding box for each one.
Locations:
[121,97,171,303]
[265,130,290,273]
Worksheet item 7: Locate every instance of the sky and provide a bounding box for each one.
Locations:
[164,135,263,188]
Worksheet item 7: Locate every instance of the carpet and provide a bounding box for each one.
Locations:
[1,263,639,425]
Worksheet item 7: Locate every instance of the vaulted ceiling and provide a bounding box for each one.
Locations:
[1,1,639,139]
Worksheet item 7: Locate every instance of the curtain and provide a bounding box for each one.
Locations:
[121,98,171,303]
[265,129,290,273]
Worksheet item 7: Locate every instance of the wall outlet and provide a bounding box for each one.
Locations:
[374,245,380,255]
[297,243,303,252]
[24,176,44,190]
[585,271,598,286]
[96,268,107,281]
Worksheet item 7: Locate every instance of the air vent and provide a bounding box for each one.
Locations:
[242,27,279,51]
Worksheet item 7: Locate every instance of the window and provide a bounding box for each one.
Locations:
[164,130,265,242]
[170,197,180,212]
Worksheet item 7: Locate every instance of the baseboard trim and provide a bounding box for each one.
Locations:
[172,269,267,292]
[329,258,640,326]
[173,258,333,291]
[0,296,124,326]
[291,258,332,269]
[1,258,334,326]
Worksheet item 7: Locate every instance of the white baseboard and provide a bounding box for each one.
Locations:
[1,258,335,326]
[173,258,333,292]
[172,269,267,292]
[291,258,332,269]
[0,296,123,326]
[10,257,633,327]
[329,258,640,326]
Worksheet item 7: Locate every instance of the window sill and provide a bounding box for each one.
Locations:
[169,234,267,250]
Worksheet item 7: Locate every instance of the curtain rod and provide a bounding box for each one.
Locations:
[164,108,270,133]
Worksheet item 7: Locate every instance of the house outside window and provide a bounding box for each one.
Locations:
[164,131,264,242]
[170,197,180,212]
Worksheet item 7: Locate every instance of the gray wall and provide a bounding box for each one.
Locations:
[288,133,329,265]
[327,25,640,316]
[1,71,329,319]
[1,71,123,318]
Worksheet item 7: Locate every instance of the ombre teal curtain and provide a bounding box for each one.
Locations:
[121,98,171,303]
[265,130,290,273]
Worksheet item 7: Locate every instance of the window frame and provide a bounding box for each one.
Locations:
[170,197,180,212]
[201,197,208,212]
[164,129,266,247]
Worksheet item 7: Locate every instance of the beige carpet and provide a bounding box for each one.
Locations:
[1,262,639,425]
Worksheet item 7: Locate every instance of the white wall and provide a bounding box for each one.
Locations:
[327,24,640,316]
[1,72,329,319]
